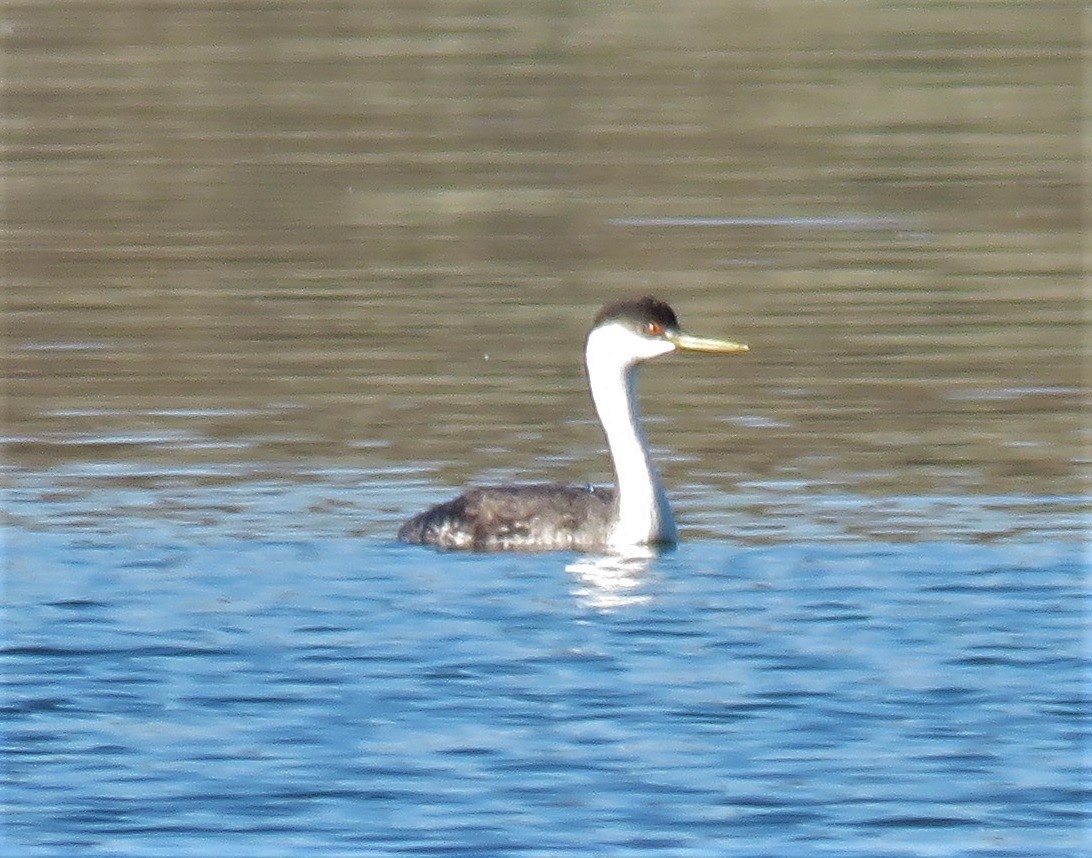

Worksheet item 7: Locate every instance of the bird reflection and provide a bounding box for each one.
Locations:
[565,548,658,610]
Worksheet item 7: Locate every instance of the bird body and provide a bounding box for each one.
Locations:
[398,297,747,552]
[396,483,615,552]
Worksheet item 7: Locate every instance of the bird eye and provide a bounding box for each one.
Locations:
[644,321,663,336]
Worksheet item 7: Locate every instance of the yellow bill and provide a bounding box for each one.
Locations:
[668,333,749,354]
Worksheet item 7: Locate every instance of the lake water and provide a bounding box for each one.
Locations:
[3,2,1088,856]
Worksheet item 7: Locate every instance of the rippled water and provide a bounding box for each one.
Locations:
[3,1,1088,855]
[5,470,1089,856]
[3,474,1088,857]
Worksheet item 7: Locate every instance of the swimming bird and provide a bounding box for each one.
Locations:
[398,296,748,552]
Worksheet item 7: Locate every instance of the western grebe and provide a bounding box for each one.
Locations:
[398,296,748,552]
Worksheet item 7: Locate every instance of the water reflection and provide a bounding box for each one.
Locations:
[4,1,1082,507]
[608,214,908,229]
[566,548,658,610]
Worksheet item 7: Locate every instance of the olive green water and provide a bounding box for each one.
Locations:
[4,2,1086,534]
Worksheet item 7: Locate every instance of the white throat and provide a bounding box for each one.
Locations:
[584,323,678,549]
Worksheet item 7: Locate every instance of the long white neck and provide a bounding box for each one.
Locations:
[585,325,677,549]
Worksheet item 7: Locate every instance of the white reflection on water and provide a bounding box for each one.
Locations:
[608,215,909,228]
[566,548,658,610]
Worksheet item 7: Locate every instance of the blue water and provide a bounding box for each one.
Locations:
[3,475,1089,857]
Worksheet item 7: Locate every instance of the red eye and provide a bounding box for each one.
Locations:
[645,321,663,336]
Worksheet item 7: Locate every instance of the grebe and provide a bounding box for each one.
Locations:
[398,296,748,552]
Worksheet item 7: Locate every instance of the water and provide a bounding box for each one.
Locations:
[4,472,1088,856]
[3,1,1088,855]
